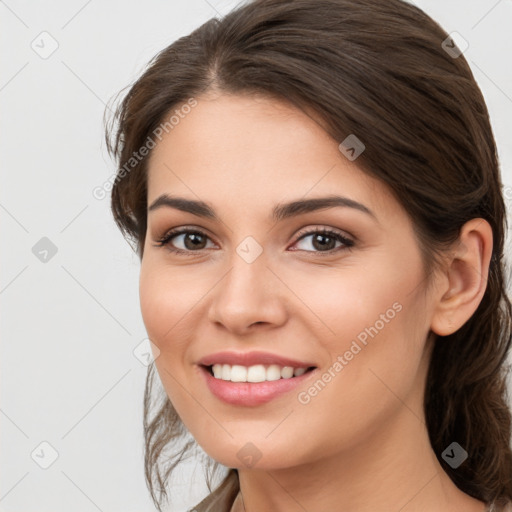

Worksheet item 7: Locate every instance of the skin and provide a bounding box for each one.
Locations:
[139,92,492,512]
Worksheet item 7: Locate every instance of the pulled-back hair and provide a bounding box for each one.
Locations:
[105,0,512,510]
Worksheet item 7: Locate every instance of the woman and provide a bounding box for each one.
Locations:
[105,0,512,510]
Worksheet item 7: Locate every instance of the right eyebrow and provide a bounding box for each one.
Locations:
[148,194,217,219]
[147,194,376,222]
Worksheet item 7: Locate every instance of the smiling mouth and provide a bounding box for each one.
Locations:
[202,364,317,383]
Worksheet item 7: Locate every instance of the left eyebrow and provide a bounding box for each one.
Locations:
[271,195,376,222]
[147,194,376,222]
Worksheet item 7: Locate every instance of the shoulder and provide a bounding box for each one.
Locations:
[489,500,512,512]
[189,470,239,512]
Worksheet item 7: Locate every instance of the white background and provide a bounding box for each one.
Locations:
[1,1,511,511]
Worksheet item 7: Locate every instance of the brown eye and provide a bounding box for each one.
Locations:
[181,232,208,250]
[155,228,215,254]
[291,228,354,254]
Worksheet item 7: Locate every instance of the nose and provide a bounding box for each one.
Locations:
[207,247,288,335]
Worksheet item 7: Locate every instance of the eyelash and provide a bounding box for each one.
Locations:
[153,226,355,257]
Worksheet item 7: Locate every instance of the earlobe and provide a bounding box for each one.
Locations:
[430,218,493,337]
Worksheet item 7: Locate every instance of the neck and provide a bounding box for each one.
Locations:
[232,408,485,512]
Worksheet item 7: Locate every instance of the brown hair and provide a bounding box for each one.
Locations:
[105,0,512,510]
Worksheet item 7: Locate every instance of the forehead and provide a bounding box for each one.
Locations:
[146,93,397,219]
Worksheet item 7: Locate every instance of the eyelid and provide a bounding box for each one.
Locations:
[153,225,355,255]
[153,226,217,252]
[288,226,354,256]
[293,226,354,245]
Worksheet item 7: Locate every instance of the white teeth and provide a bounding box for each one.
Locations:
[230,365,247,382]
[212,364,223,379]
[210,363,311,382]
[281,366,294,379]
[221,364,231,380]
[247,364,266,383]
[266,364,281,381]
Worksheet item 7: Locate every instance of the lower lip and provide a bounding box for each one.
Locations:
[199,365,316,406]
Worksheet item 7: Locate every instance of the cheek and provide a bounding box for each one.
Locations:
[138,262,204,350]
[139,268,170,346]
[291,262,429,407]
[288,263,412,351]
[139,264,197,409]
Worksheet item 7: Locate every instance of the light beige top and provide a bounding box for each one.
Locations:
[488,502,512,512]
[190,475,512,512]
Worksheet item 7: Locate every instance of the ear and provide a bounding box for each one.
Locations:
[430,218,493,336]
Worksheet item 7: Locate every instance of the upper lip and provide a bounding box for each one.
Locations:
[198,350,316,369]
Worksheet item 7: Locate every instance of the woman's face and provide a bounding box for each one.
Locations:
[140,92,437,469]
